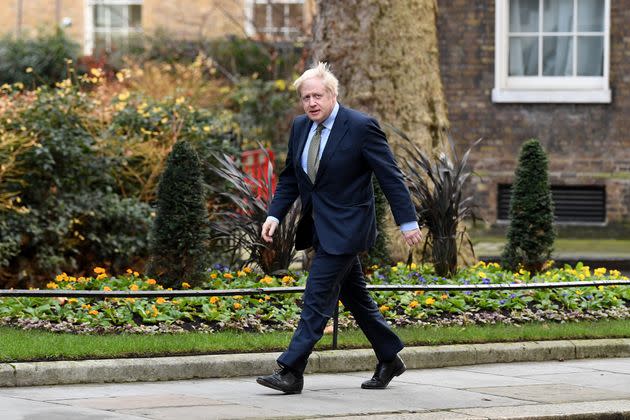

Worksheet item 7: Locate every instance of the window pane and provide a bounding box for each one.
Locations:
[577,36,603,75]
[288,4,303,29]
[271,3,284,29]
[254,4,267,30]
[94,5,107,28]
[109,5,125,28]
[509,0,539,32]
[578,0,604,32]
[93,32,108,54]
[543,36,573,75]
[110,32,127,53]
[509,36,538,76]
[543,0,573,32]
[130,5,142,29]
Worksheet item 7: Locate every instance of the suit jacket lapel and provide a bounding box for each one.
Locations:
[315,106,349,181]
[295,118,313,172]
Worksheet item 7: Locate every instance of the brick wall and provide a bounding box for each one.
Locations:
[436,0,630,226]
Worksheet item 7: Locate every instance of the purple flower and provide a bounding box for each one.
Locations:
[510,293,517,299]
[482,278,491,284]
[464,291,472,295]
[499,299,506,305]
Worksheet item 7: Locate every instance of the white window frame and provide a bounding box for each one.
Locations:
[493,0,611,103]
[244,0,304,40]
[84,0,143,56]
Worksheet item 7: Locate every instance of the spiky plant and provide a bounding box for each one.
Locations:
[210,147,299,274]
[393,127,480,277]
[501,139,555,273]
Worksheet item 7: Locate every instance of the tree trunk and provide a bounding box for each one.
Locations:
[312,0,451,263]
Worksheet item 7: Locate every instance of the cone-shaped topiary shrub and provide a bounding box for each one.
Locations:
[147,141,209,287]
[501,139,556,273]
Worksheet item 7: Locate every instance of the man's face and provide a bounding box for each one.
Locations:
[299,77,337,124]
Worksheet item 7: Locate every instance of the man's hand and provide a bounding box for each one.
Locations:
[261,219,279,243]
[402,228,422,247]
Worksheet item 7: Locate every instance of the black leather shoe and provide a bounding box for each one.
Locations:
[361,354,406,389]
[256,367,304,394]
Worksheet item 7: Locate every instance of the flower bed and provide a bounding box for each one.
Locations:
[1,262,628,334]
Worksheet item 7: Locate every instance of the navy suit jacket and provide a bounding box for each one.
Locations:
[268,105,416,255]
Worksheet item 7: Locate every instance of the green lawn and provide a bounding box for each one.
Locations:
[473,237,630,258]
[2,319,629,363]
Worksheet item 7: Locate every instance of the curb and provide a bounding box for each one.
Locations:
[1,338,629,387]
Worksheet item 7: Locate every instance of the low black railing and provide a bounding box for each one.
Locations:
[2,279,629,349]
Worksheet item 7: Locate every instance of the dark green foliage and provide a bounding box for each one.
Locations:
[502,139,556,273]
[147,141,210,287]
[393,128,480,278]
[0,28,79,86]
[210,148,300,274]
[0,86,152,288]
[140,31,303,80]
[361,177,392,269]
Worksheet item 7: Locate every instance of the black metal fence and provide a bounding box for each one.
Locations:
[2,279,629,349]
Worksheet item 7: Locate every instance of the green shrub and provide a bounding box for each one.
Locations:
[502,139,556,273]
[0,28,78,87]
[147,141,210,288]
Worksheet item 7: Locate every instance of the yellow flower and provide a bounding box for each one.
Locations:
[441,293,449,300]
[88,309,99,316]
[575,290,584,295]
[258,298,264,303]
[234,295,243,300]
[409,300,419,308]
[594,268,606,277]
[146,278,157,285]
[133,271,139,277]
[379,305,390,312]
[130,284,139,291]
[479,272,486,278]
[25,67,33,73]
[203,126,210,132]
[118,91,130,101]
[210,273,218,279]
[90,68,103,77]
[68,298,78,304]
[81,304,91,309]
[237,270,246,277]
[93,267,106,274]
[55,273,68,282]
[282,275,294,284]
[103,286,112,291]
[425,297,436,305]
[264,295,271,301]
[126,298,136,303]
[260,276,273,284]
[233,302,242,310]
[243,267,252,273]
[151,305,159,317]
[370,265,379,270]
[274,79,286,91]
[156,297,167,304]
[391,266,398,272]
[223,273,234,279]
[410,263,417,270]
[210,296,220,304]
[414,290,424,296]
[116,72,125,82]
[96,273,107,280]
[598,285,605,291]
[578,274,585,280]
[46,282,58,289]
[610,270,621,278]
[182,282,191,289]
[175,96,185,105]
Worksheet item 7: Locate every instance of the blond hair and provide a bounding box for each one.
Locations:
[293,62,339,97]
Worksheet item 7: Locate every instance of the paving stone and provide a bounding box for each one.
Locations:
[466,383,630,404]
[56,394,231,410]
[453,399,630,419]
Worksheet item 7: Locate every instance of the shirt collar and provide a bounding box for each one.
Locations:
[316,102,339,131]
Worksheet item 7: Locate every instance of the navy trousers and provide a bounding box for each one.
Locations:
[277,235,404,374]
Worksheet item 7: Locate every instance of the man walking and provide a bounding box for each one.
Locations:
[257,62,422,394]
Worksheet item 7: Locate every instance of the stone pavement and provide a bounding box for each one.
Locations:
[2,357,630,419]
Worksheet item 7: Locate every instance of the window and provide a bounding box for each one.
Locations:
[493,0,611,103]
[497,184,606,223]
[84,0,142,56]
[244,0,304,41]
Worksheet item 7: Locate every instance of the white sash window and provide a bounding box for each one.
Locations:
[244,0,304,41]
[85,0,143,56]
[493,0,611,103]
